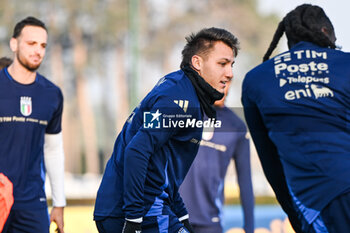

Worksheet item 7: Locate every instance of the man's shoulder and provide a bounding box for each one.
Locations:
[36,73,62,92]
[35,74,63,103]
[244,59,274,95]
[138,70,201,117]
[157,70,192,90]
[222,107,243,121]
[0,68,10,83]
[246,58,273,78]
[151,70,199,102]
[219,106,247,131]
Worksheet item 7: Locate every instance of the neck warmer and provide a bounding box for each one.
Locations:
[181,65,224,119]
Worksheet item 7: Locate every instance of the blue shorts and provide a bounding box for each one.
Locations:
[320,191,350,233]
[2,208,50,233]
[95,214,189,233]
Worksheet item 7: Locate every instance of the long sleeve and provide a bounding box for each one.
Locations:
[44,133,66,207]
[242,93,303,233]
[233,131,254,233]
[44,91,65,207]
[171,191,188,219]
[123,96,185,220]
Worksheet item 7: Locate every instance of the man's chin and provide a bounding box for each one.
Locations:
[26,64,40,72]
[18,59,41,72]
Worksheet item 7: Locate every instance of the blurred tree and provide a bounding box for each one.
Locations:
[140,0,278,70]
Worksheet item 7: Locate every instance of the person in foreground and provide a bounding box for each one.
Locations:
[94,27,239,233]
[0,17,66,233]
[0,173,14,232]
[242,4,350,233]
[180,80,254,233]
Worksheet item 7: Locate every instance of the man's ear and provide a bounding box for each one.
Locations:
[321,26,329,36]
[321,26,336,43]
[191,55,203,71]
[10,38,18,53]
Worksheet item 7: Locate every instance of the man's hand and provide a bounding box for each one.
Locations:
[181,219,194,233]
[122,220,142,233]
[50,207,64,233]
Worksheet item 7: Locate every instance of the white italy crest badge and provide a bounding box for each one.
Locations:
[20,96,32,116]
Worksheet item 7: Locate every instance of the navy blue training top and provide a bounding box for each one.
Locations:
[180,106,254,233]
[0,68,63,210]
[242,42,350,224]
[94,70,204,220]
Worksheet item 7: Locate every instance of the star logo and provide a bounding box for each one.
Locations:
[151,109,162,122]
[143,109,162,129]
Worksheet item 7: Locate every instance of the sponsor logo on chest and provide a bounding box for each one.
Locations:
[20,96,32,116]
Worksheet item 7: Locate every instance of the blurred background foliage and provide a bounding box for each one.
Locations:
[0,0,279,174]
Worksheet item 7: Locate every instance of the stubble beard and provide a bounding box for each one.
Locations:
[17,52,41,72]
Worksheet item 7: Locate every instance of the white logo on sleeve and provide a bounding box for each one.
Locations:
[155,77,166,87]
[178,227,189,233]
[311,84,334,99]
[174,100,189,113]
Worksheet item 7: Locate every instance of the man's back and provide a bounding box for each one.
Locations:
[242,41,350,216]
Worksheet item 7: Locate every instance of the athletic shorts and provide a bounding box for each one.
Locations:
[95,214,189,233]
[2,208,50,233]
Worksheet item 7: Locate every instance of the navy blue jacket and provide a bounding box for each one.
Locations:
[242,42,350,228]
[94,70,203,220]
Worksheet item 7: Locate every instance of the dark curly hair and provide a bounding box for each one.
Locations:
[263,4,336,62]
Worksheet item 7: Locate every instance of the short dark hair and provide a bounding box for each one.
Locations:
[263,4,335,62]
[12,16,47,38]
[180,27,239,69]
[0,57,12,69]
